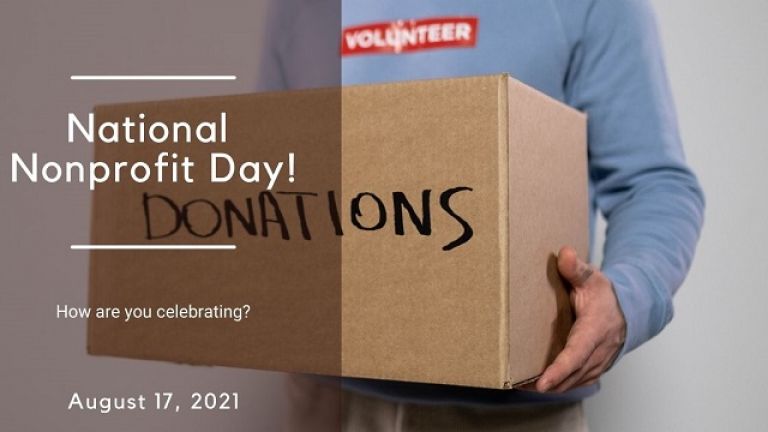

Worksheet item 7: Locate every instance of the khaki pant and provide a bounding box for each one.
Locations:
[343,390,588,432]
[283,375,589,432]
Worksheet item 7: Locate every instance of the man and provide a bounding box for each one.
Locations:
[258,0,705,430]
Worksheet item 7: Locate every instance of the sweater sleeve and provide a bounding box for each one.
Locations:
[563,0,705,357]
[255,0,289,92]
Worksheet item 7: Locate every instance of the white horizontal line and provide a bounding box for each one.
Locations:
[70,75,237,81]
[70,244,236,250]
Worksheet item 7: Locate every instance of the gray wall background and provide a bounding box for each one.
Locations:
[586,1,768,431]
[1,0,765,430]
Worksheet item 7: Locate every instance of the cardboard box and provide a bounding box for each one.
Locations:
[87,74,587,389]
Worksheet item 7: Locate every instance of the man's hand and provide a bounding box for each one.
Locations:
[535,246,627,393]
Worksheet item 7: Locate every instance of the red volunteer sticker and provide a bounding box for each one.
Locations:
[341,16,479,56]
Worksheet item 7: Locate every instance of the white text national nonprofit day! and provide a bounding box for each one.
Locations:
[10,112,294,191]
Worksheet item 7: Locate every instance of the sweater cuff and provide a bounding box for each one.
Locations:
[601,261,671,365]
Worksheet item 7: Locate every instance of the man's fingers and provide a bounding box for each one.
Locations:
[535,246,624,393]
[573,365,605,389]
[557,246,593,288]
[550,362,590,393]
[578,378,599,388]
[579,349,619,386]
[550,345,611,393]
[536,322,598,392]
[532,246,626,394]
[537,346,590,392]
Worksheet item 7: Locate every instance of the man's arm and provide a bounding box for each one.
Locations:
[255,0,288,92]
[537,0,705,392]
[255,0,340,92]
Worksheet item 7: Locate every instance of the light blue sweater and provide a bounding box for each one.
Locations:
[258,0,705,404]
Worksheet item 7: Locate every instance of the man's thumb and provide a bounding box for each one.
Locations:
[557,246,592,287]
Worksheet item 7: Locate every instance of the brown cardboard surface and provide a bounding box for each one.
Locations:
[87,74,587,389]
[505,78,588,386]
[88,89,343,376]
